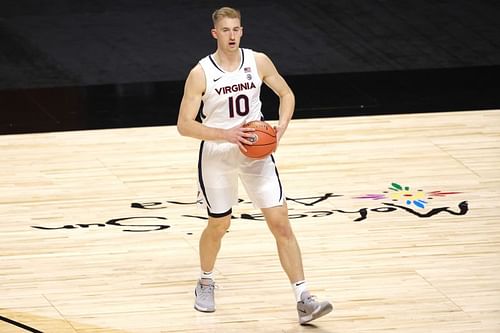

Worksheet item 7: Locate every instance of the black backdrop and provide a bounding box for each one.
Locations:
[1,0,499,133]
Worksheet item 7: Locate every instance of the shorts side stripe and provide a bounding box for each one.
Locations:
[270,154,283,202]
[198,141,211,208]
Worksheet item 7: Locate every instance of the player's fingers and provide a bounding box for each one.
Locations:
[243,132,257,144]
[242,131,256,138]
[273,126,283,142]
[241,127,255,132]
[237,141,248,152]
[240,137,254,145]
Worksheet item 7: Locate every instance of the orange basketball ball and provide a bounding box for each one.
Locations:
[240,120,277,159]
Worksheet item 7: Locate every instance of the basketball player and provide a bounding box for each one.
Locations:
[177,7,333,324]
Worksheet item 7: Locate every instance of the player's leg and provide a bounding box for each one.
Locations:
[240,156,305,283]
[195,213,231,313]
[262,204,332,324]
[199,213,231,275]
[241,156,333,324]
[240,156,304,282]
[261,203,304,283]
[195,142,238,312]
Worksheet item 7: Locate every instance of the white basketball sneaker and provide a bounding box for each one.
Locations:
[194,278,215,312]
[297,292,333,324]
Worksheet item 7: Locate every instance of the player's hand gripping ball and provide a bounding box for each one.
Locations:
[240,120,277,159]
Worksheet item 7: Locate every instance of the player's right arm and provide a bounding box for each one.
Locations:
[177,64,221,140]
[177,64,254,149]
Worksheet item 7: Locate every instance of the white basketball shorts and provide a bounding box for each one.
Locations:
[197,140,284,217]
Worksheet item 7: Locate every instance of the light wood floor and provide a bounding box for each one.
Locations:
[1,110,500,333]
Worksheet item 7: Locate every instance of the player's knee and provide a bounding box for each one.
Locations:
[269,220,294,241]
[207,210,232,237]
[205,221,230,239]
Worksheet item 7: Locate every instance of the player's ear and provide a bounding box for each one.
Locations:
[211,28,217,39]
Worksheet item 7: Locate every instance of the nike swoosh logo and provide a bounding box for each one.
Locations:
[213,77,222,82]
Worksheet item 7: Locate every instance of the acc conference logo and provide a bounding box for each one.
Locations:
[31,183,468,232]
[355,182,463,209]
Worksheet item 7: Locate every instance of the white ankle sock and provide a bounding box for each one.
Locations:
[200,271,214,281]
[292,280,309,302]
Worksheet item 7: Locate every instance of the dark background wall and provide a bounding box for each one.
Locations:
[1,0,499,134]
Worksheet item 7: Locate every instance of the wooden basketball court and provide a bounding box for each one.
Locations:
[1,109,499,332]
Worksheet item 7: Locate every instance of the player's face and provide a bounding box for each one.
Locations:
[211,17,243,52]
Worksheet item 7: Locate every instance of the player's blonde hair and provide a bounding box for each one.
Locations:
[212,7,241,26]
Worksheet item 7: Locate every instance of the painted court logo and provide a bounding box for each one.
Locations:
[355,182,463,209]
[388,182,428,208]
[355,183,462,209]
[31,182,469,232]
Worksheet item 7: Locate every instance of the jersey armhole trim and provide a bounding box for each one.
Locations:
[208,55,225,73]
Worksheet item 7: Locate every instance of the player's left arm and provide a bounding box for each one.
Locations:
[254,52,295,143]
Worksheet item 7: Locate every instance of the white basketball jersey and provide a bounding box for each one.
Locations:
[199,48,263,129]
